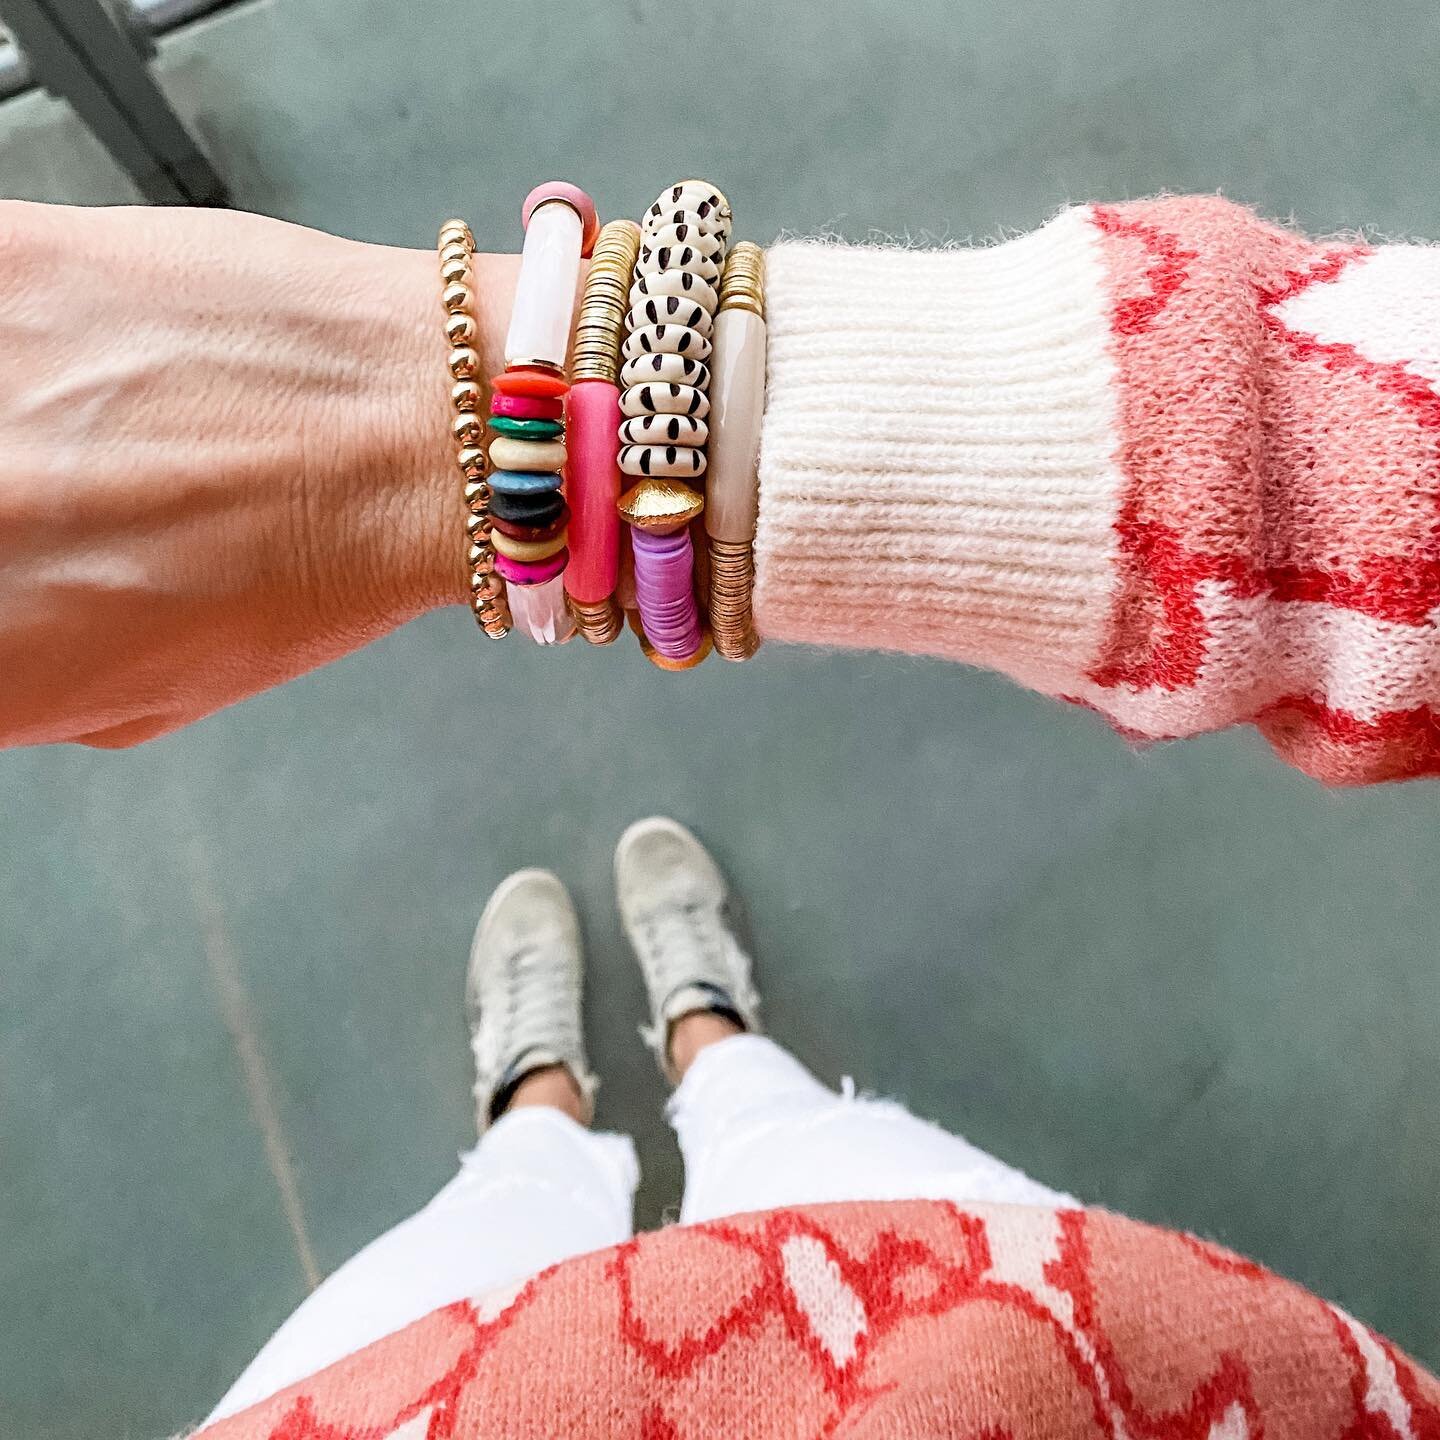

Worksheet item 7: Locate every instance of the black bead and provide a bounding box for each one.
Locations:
[488,489,566,527]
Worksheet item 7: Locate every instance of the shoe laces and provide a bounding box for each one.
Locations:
[635,895,726,997]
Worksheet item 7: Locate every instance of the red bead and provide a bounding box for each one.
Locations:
[489,505,571,543]
[492,367,569,399]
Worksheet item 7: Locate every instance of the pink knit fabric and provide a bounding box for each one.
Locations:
[754,199,1440,784]
[193,1201,1440,1440]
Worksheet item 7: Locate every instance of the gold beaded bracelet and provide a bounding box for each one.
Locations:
[437,218,510,639]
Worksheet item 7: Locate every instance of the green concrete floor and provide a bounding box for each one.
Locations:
[2,2,1439,1435]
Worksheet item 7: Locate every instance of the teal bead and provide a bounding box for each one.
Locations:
[487,416,564,441]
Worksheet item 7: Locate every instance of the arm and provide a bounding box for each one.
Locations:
[0,200,483,748]
[754,197,1440,784]
[5,197,1438,783]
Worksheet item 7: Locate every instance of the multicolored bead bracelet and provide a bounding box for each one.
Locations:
[489,181,599,645]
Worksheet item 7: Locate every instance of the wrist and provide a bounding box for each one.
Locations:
[333,241,519,629]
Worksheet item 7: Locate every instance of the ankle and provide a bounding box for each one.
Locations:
[668,1009,745,1080]
[499,1063,588,1124]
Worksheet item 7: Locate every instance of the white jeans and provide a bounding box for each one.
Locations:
[209,1036,1071,1422]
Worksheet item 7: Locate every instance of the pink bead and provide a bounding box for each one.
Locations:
[562,380,622,605]
[522,181,600,257]
[491,392,564,420]
[631,527,702,659]
[494,547,569,586]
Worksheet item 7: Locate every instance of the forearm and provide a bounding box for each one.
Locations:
[753,197,1440,784]
[0,200,507,747]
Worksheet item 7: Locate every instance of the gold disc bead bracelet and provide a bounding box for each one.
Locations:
[437,218,510,639]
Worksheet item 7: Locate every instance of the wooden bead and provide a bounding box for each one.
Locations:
[491,527,569,562]
[487,435,567,473]
[619,353,710,389]
[621,324,712,362]
[619,443,707,479]
[620,382,710,419]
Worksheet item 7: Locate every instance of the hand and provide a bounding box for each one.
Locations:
[0,200,514,748]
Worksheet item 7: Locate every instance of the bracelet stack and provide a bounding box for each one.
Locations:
[437,178,762,667]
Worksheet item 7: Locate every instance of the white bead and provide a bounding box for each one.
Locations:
[620,413,709,446]
[635,244,721,283]
[507,572,576,645]
[621,323,713,362]
[642,222,725,260]
[619,353,711,389]
[620,382,711,418]
[642,206,730,243]
[628,293,714,335]
[628,270,719,314]
[620,444,707,479]
[504,200,583,370]
[645,184,732,239]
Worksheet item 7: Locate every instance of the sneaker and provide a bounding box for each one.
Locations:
[613,817,761,1076]
[466,868,596,1130]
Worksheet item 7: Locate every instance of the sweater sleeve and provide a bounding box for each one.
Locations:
[753,197,1440,785]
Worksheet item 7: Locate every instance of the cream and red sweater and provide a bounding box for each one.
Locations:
[198,1200,1437,1439]
[755,197,1440,785]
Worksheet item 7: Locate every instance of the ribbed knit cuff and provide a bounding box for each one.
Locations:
[753,208,1125,695]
